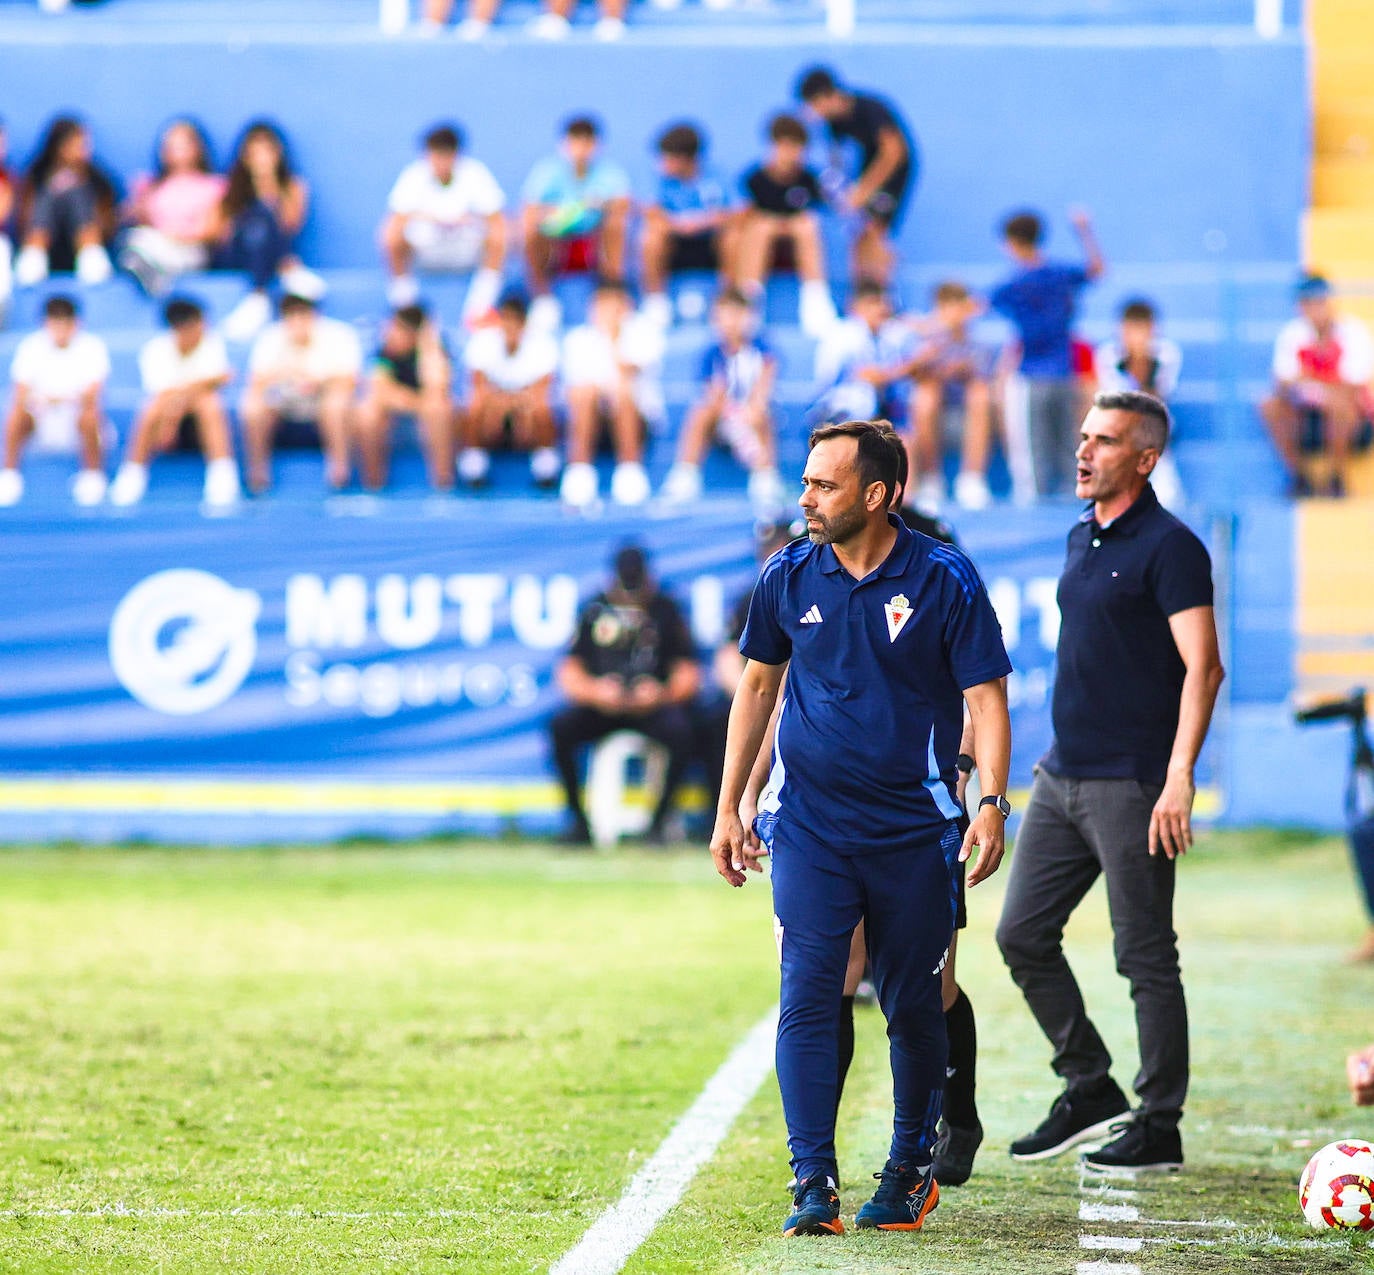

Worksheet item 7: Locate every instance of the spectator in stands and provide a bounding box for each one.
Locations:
[659,287,785,519]
[215,120,324,343]
[240,294,362,494]
[991,207,1104,501]
[380,123,505,323]
[639,123,736,331]
[549,543,701,846]
[899,280,995,512]
[109,297,240,509]
[1260,274,1374,499]
[558,277,663,510]
[14,115,118,287]
[521,117,631,331]
[119,118,226,297]
[0,119,14,313]
[795,65,917,288]
[0,294,110,507]
[422,0,628,39]
[737,113,837,338]
[811,280,912,442]
[459,288,561,490]
[1095,297,1185,508]
[355,303,455,493]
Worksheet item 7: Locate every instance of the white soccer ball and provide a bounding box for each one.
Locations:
[1298,1138,1374,1231]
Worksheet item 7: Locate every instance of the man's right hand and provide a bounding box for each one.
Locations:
[710,809,767,888]
[592,677,625,713]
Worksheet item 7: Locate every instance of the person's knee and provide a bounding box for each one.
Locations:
[995,911,1051,969]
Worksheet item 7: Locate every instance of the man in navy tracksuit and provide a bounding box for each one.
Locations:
[711,419,1013,1237]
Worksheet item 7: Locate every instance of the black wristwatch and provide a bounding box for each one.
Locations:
[979,794,1012,818]
[956,752,975,775]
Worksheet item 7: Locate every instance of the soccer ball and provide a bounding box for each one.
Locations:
[1298,1139,1374,1231]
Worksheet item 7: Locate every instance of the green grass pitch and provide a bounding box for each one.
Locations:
[0,831,1369,1273]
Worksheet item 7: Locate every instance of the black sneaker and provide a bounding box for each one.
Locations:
[782,1175,844,1236]
[557,816,592,847]
[932,1118,983,1187]
[1082,1117,1183,1173]
[1009,1080,1130,1161]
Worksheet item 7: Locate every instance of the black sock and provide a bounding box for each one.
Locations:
[835,995,856,1121]
[943,987,978,1129]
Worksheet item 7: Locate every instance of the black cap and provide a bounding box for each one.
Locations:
[612,544,649,592]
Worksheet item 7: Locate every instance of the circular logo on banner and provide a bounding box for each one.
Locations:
[109,570,261,716]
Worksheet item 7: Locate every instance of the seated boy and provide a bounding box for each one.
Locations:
[460,288,561,489]
[355,303,455,492]
[737,113,837,338]
[110,296,240,508]
[811,281,912,431]
[659,287,784,519]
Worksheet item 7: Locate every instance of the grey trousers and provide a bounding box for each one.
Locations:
[996,768,1188,1126]
[1025,378,1081,498]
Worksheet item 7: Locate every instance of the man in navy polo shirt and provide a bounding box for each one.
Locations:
[711,419,1012,1237]
[996,390,1224,1173]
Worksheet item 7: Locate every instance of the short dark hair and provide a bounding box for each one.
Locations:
[1120,297,1157,324]
[808,418,901,507]
[564,115,601,141]
[852,280,888,306]
[715,286,751,310]
[423,123,463,153]
[768,113,809,146]
[593,275,633,300]
[496,287,530,319]
[656,122,703,160]
[394,303,428,330]
[1001,210,1044,248]
[43,294,78,320]
[879,420,907,504]
[1094,389,1171,453]
[279,293,317,317]
[796,65,840,102]
[933,279,970,305]
[163,296,204,327]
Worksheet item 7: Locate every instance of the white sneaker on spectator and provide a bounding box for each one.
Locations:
[641,292,673,331]
[953,470,992,511]
[39,0,71,12]
[530,446,561,488]
[71,468,108,507]
[610,460,650,507]
[748,466,787,521]
[660,462,702,505]
[15,245,49,288]
[387,274,421,308]
[702,0,736,8]
[592,16,626,39]
[458,447,491,487]
[799,280,839,338]
[76,244,113,286]
[109,462,149,507]
[529,11,571,38]
[0,469,23,507]
[223,291,272,343]
[560,460,599,509]
[279,263,326,300]
[203,458,242,509]
[913,474,944,515]
[418,17,444,35]
[456,17,490,38]
[528,294,562,334]
[649,0,681,7]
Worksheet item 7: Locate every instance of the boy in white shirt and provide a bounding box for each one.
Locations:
[0,293,110,507]
[241,294,362,494]
[110,296,240,508]
[460,288,560,489]
[558,277,663,509]
[380,123,506,324]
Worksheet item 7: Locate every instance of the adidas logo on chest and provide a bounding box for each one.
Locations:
[799,605,823,625]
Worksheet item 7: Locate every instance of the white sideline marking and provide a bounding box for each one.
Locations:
[549,1008,778,1275]
[1080,1235,1144,1252]
[1080,1202,1141,1223]
[1077,1264,1142,1275]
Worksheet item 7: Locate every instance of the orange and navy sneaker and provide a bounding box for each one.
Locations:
[854,1159,939,1230]
[782,1175,844,1237]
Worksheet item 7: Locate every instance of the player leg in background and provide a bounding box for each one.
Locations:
[521,207,557,301]
[786,212,839,338]
[626,705,696,843]
[836,921,866,1121]
[639,207,672,317]
[417,378,457,493]
[74,391,105,484]
[606,382,649,506]
[508,382,560,488]
[189,388,241,507]
[595,198,630,282]
[548,704,620,844]
[239,387,278,494]
[1320,383,1362,497]
[908,377,945,507]
[1076,778,1187,1171]
[660,394,719,505]
[0,401,35,504]
[355,378,405,492]
[1001,373,1037,506]
[934,927,983,1186]
[735,211,780,306]
[995,770,1131,1160]
[1047,378,1082,497]
[954,378,994,509]
[316,379,355,491]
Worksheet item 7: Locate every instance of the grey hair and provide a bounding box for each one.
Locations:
[1093,389,1171,453]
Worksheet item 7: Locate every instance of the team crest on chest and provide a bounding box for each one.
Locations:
[884,592,913,643]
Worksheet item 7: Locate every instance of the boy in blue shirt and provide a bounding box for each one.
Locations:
[990,208,1104,501]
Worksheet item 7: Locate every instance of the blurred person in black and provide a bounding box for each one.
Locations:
[549,544,701,845]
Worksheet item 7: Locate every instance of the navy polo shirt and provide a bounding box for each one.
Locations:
[740,516,1012,855]
[1043,484,1213,784]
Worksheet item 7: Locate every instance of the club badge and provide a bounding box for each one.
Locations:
[884,592,913,643]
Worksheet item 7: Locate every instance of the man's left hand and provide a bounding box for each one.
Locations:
[1149,770,1195,859]
[960,806,1005,887]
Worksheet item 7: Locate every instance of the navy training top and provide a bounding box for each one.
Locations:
[989,260,1090,379]
[1043,483,1214,783]
[740,516,1012,855]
